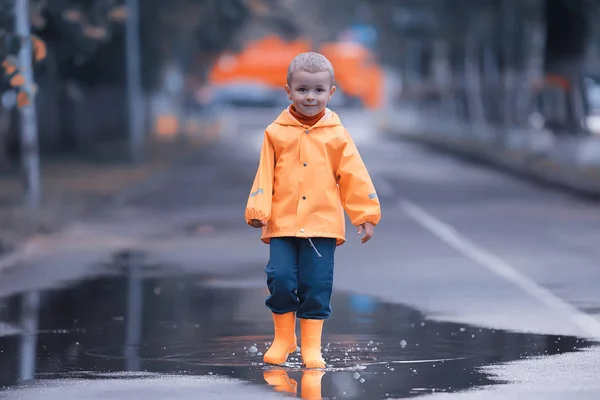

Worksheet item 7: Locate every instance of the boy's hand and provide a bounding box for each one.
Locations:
[250,219,267,228]
[357,222,374,244]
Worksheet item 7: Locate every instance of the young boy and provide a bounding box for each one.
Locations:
[245,51,381,369]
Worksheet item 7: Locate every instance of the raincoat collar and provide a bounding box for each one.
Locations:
[274,106,341,128]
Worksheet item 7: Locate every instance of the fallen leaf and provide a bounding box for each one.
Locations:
[62,9,83,22]
[108,5,128,21]
[2,59,17,75]
[17,92,30,107]
[10,74,25,87]
[83,25,108,40]
[32,36,47,62]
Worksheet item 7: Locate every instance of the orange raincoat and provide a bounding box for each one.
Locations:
[245,107,381,245]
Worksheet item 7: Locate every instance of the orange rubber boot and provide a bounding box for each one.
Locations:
[301,370,325,399]
[263,369,298,394]
[300,319,326,369]
[263,312,297,365]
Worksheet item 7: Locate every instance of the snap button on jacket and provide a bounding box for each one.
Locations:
[245,108,381,246]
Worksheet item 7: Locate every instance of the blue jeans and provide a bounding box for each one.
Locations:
[265,237,336,319]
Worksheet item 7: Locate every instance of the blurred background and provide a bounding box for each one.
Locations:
[1,0,599,166]
[2,1,600,398]
[2,0,600,219]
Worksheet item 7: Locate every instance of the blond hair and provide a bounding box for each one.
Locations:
[287,52,335,86]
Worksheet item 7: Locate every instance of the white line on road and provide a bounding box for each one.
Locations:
[399,198,600,341]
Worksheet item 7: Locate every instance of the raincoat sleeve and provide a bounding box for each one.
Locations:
[336,129,382,226]
[245,130,275,225]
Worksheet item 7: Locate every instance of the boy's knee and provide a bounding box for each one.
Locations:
[266,264,296,287]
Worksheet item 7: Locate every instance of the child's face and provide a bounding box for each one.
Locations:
[285,70,336,116]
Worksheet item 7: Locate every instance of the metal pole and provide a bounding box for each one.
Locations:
[15,0,41,210]
[19,291,40,382]
[124,254,143,371]
[125,0,144,163]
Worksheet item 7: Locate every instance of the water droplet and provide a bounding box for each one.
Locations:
[359,378,365,383]
[248,346,258,353]
[353,372,361,379]
[400,340,407,348]
[460,327,466,332]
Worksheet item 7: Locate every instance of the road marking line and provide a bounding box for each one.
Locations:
[399,198,600,341]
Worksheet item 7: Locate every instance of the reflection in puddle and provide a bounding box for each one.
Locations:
[0,267,595,399]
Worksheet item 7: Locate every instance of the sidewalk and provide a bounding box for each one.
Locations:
[0,132,219,256]
[0,132,264,298]
[379,107,600,197]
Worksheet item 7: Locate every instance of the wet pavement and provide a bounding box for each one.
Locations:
[0,269,595,399]
[2,108,600,398]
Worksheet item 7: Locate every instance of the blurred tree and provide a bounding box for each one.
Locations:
[367,0,591,135]
[0,0,256,164]
[0,0,48,168]
[0,0,129,166]
[543,0,590,133]
[140,0,252,92]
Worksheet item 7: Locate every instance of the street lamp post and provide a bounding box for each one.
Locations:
[15,0,41,211]
[125,0,145,164]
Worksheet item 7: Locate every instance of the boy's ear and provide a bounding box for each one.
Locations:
[329,85,337,99]
[284,84,292,99]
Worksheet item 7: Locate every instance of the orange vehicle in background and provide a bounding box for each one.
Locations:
[207,35,384,109]
[208,35,311,88]
[319,41,383,109]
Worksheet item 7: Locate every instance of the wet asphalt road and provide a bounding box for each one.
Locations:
[0,107,600,399]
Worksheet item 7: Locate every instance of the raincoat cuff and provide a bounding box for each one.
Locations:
[245,209,269,225]
[353,215,380,227]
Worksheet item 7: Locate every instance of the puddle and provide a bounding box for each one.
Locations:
[0,268,595,399]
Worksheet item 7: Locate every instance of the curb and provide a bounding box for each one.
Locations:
[379,117,600,198]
